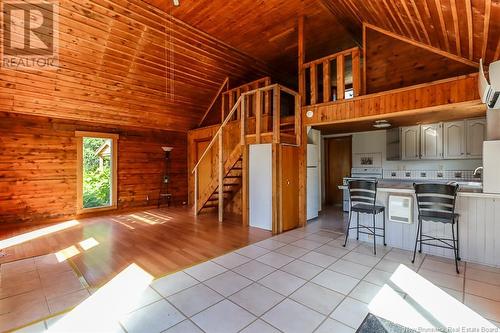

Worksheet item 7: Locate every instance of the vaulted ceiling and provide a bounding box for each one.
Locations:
[144,0,358,78]
[320,0,500,64]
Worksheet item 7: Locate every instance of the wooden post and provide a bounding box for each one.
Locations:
[272,143,280,234]
[240,96,246,145]
[218,130,223,222]
[295,95,301,145]
[298,16,305,106]
[323,60,331,102]
[298,125,307,227]
[362,23,367,95]
[194,168,198,215]
[310,64,318,105]
[242,144,249,227]
[352,49,361,97]
[255,91,262,144]
[273,87,281,144]
[337,54,345,100]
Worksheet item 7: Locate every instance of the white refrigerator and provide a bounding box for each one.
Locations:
[307,144,319,220]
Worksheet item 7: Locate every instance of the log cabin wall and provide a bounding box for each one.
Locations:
[0,112,187,226]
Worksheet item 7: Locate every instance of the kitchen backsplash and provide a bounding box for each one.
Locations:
[383,169,482,181]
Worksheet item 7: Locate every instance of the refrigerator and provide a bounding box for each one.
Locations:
[307,144,319,220]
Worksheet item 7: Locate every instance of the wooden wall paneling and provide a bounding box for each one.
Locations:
[0,0,271,132]
[0,112,188,225]
[365,26,477,94]
[303,74,483,127]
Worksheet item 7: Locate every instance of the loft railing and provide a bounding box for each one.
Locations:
[301,47,361,106]
[192,84,301,221]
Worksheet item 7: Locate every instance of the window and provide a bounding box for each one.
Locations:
[76,131,118,213]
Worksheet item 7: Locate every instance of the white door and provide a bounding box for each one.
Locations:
[443,121,466,159]
[307,167,319,220]
[249,144,272,230]
[466,118,486,159]
[420,123,443,159]
[401,126,420,160]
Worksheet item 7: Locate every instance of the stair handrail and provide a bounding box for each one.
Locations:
[192,83,281,174]
[198,77,229,127]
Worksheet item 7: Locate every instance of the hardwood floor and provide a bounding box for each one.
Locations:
[0,207,271,288]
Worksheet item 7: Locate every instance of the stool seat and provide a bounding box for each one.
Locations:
[352,204,385,214]
[420,212,459,224]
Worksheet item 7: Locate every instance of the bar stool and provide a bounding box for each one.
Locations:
[412,183,460,274]
[343,180,386,255]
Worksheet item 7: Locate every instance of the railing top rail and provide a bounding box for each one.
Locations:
[198,77,229,127]
[223,77,271,95]
[192,84,299,174]
[303,46,360,68]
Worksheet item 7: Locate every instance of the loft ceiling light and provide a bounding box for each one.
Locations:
[172,0,180,6]
[373,120,391,129]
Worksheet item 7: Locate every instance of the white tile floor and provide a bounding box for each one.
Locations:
[16,226,500,333]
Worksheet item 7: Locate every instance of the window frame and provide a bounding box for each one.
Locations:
[75,131,119,214]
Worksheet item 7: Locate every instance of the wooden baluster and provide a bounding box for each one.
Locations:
[228,92,234,121]
[236,88,241,120]
[273,87,280,144]
[323,60,331,102]
[295,94,301,145]
[352,49,361,97]
[310,64,318,105]
[194,168,198,215]
[221,93,226,123]
[255,91,262,144]
[218,130,223,222]
[337,54,345,100]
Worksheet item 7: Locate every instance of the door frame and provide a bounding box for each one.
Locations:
[324,135,352,206]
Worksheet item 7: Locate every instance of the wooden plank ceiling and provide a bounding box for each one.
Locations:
[0,0,271,131]
[145,0,357,77]
[320,0,500,64]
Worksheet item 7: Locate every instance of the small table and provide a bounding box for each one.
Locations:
[357,314,419,333]
[158,193,172,207]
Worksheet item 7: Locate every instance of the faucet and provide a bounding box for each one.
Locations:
[473,166,483,177]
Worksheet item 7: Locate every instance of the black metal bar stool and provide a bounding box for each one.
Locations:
[412,183,460,274]
[343,180,386,255]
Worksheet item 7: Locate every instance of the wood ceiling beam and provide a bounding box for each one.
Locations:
[465,0,474,60]
[410,0,431,45]
[317,0,362,45]
[363,23,479,68]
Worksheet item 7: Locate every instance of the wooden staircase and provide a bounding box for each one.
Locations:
[197,145,242,213]
[192,82,301,222]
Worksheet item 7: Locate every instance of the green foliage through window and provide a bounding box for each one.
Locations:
[83,137,112,209]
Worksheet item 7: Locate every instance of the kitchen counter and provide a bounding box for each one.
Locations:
[340,179,500,268]
[339,179,500,198]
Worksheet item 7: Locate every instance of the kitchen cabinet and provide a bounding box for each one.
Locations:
[401,126,420,160]
[466,118,486,158]
[443,121,466,159]
[420,123,443,159]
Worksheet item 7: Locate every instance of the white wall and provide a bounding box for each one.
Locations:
[352,130,482,171]
[249,144,273,230]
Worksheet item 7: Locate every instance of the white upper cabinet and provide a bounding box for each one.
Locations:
[466,118,486,158]
[420,123,443,159]
[401,126,420,160]
[443,121,466,159]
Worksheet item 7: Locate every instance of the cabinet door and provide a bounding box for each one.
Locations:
[401,126,420,160]
[443,121,466,159]
[420,123,443,159]
[466,118,486,158]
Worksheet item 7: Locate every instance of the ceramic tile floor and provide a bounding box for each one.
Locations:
[0,254,90,332]
[14,226,500,333]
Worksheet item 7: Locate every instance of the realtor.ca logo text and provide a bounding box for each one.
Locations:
[1,0,59,70]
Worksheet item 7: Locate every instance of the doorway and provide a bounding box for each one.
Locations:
[324,136,352,207]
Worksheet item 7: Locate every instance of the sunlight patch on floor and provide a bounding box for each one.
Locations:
[0,220,80,249]
[47,263,153,332]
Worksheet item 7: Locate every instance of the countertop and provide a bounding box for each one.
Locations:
[339,179,500,199]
